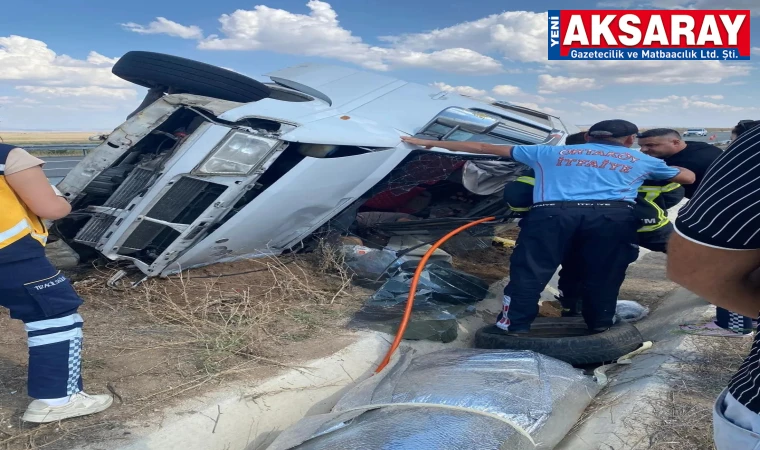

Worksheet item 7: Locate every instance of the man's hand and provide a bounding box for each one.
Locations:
[400,136,435,149]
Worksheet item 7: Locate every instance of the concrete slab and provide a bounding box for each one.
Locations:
[555,278,710,450]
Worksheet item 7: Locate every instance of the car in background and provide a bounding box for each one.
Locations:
[53,51,580,278]
[683,128,708,137]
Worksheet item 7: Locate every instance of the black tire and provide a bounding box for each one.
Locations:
[473,317,643,365]
[112,51,271,103]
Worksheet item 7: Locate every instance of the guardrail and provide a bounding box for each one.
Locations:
[21,143,100,156]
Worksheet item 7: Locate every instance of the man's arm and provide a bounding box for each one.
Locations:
[668,234,760,317]
[401,136,513,158]
[666,130,760,318]
[667,166,695,185]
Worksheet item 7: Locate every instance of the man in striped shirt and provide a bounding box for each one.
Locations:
[667,121,760,449]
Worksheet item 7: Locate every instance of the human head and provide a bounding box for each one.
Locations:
[636,128,686,158]
[586,119,638,147]
[731,120,760,141]
[564,132,587,145]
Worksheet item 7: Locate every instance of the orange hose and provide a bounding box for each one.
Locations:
[374,216,497,373]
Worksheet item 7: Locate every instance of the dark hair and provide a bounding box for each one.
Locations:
[565,132,586,145]
[636,128,682,140]
[732,120,760,138]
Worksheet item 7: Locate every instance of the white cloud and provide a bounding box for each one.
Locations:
[557,60,750,86]
[753,47,760,56]
[580,101,613,112]
[703,95,725,100]
[431,82,489,99]
[629,95,757,113]
[122,17,204,40]
[0,35,130,89]
[538,74,597,94]
[492,85,523,96]
[16,86,137,100]
[380,10,549,64]
[510,102,562,115]
[186,1,501,74]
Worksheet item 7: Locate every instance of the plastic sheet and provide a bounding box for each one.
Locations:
[347,261,489,342]
[267,348,600,450]
[616,300,650,323]
[341,245,404,281]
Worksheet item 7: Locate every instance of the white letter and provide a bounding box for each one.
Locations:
[618,14,641,46]
[671,15,695,45]
[697,16,722,45]
[720,15,745,46]
[643,15,669,45]
[563,15,589,46]
[591,14,617,45]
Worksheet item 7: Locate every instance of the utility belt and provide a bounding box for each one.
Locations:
[531,201,635,210]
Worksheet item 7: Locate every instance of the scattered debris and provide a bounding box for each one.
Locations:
[616,300,650,323]
[350,260,490,343]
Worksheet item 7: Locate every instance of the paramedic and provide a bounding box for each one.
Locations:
[401,119,695,333]
[0,143,112,423]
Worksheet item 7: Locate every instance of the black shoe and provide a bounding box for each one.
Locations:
[589,326,610,334]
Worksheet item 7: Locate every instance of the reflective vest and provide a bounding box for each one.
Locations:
[0,144,48,251]
[635,182,682,232]
[503,171,682,233]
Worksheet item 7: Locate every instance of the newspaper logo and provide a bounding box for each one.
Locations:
[548,10,751,60]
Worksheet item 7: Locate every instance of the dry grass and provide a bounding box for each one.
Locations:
[0,245,369,449]
[630,336,751,450]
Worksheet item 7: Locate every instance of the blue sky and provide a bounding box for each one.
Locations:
[0,0,758,130]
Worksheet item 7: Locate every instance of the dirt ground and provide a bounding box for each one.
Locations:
[0,250,371,449]
[631,335,751,450]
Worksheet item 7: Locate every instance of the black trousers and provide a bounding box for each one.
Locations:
[558,223,672,315]
[499,202,639,331]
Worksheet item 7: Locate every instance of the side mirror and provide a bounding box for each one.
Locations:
[434,107,500,134]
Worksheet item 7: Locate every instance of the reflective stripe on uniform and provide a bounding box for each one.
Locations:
[516,176,535,186]
[25,314,83,333]
[28,328,83,347]
[636,183,681,233]
[0,219,32,243]
[0,163,5,174]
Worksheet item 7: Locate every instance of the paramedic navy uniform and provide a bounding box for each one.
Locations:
[0,143,84,399]
[497,139,680,332]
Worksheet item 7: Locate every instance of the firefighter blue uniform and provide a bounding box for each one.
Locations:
[503,167,685,316]
[0,143,84,399]
[495,120,681,333]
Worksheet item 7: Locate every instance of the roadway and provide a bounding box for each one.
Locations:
[41,155,84,185]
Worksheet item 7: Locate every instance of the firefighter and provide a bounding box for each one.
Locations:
[0,143,112,423]
[402,120,695,334]
[502,132,685,316]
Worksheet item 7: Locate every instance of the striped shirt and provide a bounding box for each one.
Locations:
[674,124,760,413]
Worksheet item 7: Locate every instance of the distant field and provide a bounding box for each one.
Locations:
[0,131,105,145]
